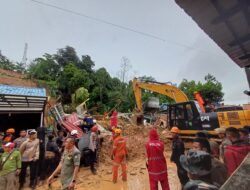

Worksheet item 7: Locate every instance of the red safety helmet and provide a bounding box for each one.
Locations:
[91,126,98,132]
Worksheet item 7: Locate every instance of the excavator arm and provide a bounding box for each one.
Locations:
[132,78,189,112]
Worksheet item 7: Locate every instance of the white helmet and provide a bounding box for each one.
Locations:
[71,130,78,136]
[93,119,97,124]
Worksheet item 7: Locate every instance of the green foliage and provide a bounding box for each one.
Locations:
[0,51,25,72]
[57,64,92,103]
[79,55,95,72]
[72,87,89,104]
[178,79,197,100]
[54,46,80,68]
[179,74,224,103]
[3,45,224,114]
[87,68,112,112]
[28,54,60,80]
[14,62,26,73]
[37,80,58,97]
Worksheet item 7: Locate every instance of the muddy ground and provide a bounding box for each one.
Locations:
[34,120,181,190]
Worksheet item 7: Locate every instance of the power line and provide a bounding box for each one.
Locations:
[29,0,165,42]
[28,0,223,56]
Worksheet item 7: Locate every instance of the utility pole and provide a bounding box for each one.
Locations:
[21,43,28,73]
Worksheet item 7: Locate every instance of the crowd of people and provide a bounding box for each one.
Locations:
[110,125,250,190]
[168,125,250,190]
[0,112,103,190]
[0,111,250,190]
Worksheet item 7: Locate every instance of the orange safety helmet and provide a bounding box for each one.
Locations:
[6,128,15,134]
[170,127,180,134]
[114,128,122,134]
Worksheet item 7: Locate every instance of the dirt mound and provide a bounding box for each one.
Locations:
[98,119,172,165]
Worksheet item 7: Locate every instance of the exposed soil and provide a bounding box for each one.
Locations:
[0,68,37,87]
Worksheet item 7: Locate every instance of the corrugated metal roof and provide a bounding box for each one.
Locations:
[0,85,46,97]
[175,0,250,68]
[0,85,47,112]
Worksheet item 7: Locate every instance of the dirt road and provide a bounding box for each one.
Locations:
[36,156,180,190]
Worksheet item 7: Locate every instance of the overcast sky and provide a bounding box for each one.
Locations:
[0,0,249,104]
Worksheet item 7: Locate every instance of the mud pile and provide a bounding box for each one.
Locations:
[98,122,148,165]
[98,118,172,165]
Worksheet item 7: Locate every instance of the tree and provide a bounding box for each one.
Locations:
[178,79,198,100]
[58,64,92,103]
[54,46,80,68]
[78,55,95,72]
[178,74,224,104]
[72,87,89,105]
[0,51,16,71]
[202,74,224,103]
[93,68,112,103]
[118,57,132,83]
[1,46,139,114]
[28,54,60,81]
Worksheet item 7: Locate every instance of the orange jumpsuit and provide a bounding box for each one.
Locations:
[4,135,14,142]
[112,135,127,182]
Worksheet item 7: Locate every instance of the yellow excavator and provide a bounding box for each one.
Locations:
[132,78,250,136]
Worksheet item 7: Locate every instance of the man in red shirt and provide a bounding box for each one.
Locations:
[111,128,127,183]
[146,128,170,190]
[224,127,250,176]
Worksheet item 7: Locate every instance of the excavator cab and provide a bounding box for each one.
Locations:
[168,101,204,133]
[168,100,221,136]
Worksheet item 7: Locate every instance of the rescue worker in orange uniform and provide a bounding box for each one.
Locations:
[4,128,15,142]
[111,128,127,183]
[146,128,170,190]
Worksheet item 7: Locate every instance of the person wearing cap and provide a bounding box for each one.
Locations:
[0,142,21,190]
[180,150,219,190]
[13,130,28,149]
[47,137,80,190]
[111,128,127,183]
[4,128,15,142]
[170,126,188,189]
[89,125,98,174]
[70,130,80,148]
[214,127,231,162]
[146,128,170,190]
[224,127,250,176]
[192,138,227,187]
[70,130,79,141]
[19,129,40,189]
[82,113,94,131]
